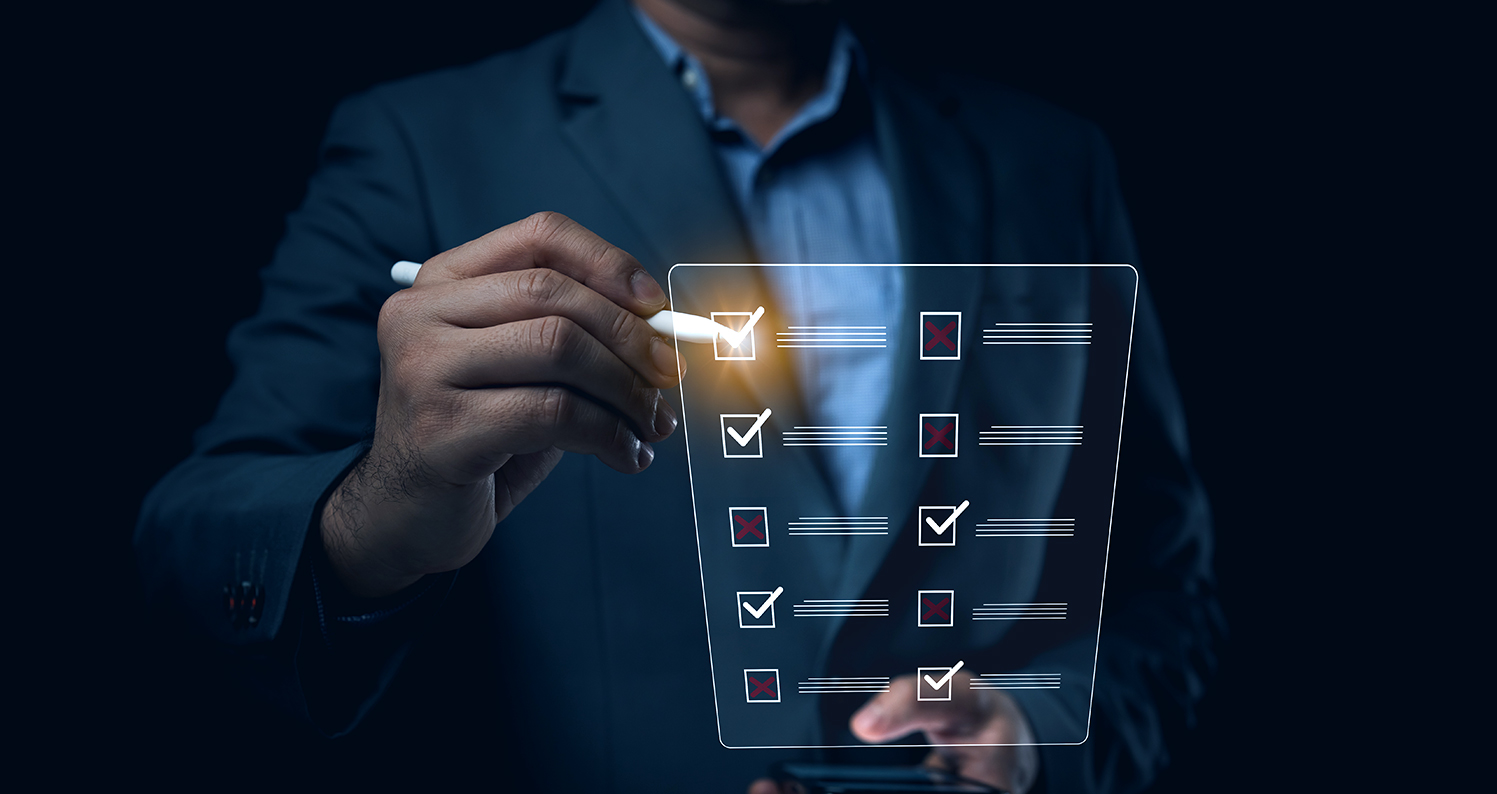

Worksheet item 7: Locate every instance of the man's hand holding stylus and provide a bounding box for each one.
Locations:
[320,212,683,597]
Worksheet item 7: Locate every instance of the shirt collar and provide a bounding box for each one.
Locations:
[629,4,866,156]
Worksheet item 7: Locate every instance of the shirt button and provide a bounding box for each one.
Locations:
[681,68,700,90]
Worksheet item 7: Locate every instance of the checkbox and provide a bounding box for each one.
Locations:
[712,308,763,360]
[920,312,962,360]
[744,668,780,703]
[721,409,772,458]
[729,506,769,547]
[737,587,782,629]
[920,413,959,458]
[918,589,954,628]
[917,661,963,701]
[918,501,968,547]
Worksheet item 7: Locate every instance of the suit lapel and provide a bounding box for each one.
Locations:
[873,67,991,267]
[556,0,819,455]
[559,2,846,634]
[822,71,992,645]
[555,0,753,275]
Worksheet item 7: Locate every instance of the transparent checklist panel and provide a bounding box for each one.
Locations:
[669,264,1138,749]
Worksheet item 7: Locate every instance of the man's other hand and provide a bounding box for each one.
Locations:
[747,672,1039,794]
[320,212,683,597]
[854,672,1038,792]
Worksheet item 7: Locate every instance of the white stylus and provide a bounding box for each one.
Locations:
[390,261,739,345]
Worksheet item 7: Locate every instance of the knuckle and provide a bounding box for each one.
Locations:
[519,211,628,281]
[536,386,575,433]
[378,288,419,327]
[513,267,566,306]
[520,211,570,244]
[597,246,636,277]
[606,305,635,343]
[533,315,580,362]
[376,293,428,356]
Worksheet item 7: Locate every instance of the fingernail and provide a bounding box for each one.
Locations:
[651,336,679,380]
[637,440,655,470]
[654,398,677,438]
[631,269,666,307]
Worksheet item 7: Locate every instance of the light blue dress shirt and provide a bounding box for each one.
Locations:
[633,9,905,513]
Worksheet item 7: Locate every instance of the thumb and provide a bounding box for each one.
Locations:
[850,673,979,744]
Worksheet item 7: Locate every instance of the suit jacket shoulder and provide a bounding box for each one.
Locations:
[357,24,573,123]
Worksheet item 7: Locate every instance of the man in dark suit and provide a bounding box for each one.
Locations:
[136,0,1220,791]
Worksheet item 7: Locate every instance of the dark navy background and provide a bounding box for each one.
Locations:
[13,1,1476,790]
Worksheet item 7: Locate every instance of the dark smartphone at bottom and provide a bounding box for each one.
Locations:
[770,762,1007,794]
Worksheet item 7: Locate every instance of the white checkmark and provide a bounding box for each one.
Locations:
[742,586,784,619]
[923,659,965,692]
[924,500,971,535]
[726,408,773,446]
[718,306,765,349]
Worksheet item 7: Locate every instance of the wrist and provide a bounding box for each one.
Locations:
[319,462,425,598]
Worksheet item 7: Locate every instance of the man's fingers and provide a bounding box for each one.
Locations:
[850,674,980,744]
[411,267,680,388]
[435,386,655,481]
[415,211,667,315]
[437,319,675,442]
[747,779,786,794]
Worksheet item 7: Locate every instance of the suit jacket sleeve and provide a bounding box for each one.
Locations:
[134,88,445,735]
[1008,127,1226,794]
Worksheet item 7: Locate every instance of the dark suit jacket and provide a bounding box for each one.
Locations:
[136,1,1221,790]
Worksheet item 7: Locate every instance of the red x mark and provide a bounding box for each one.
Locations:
[924,422,954,450]
[734,514,765,539]
[924,320,957,351]
[922,597,950,621]
[748,676,776,698]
